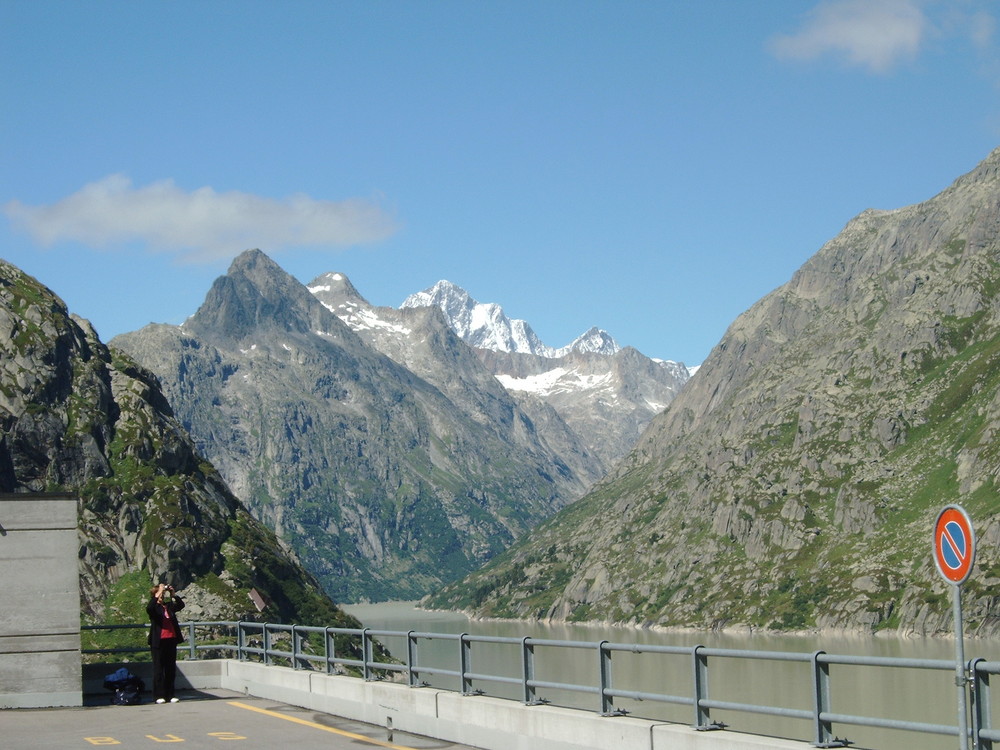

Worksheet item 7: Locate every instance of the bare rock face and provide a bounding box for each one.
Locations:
[0,259,350,627]
[427,148,1000,636]
[397,279,691,470]
[114,250,598,603]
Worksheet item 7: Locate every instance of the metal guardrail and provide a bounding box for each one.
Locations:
[82,621,1000,749]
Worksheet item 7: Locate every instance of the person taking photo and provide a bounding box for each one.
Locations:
[146,582,185,703]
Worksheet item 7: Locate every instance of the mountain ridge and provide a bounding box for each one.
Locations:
[424,146,1000,636]
[401,280,628,358]
[0,257,350,627]
[114,251,600,602]
[317,274,690,478]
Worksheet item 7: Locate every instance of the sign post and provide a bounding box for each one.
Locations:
[933,505,976,750]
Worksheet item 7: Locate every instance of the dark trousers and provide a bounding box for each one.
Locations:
[151,637,179,700]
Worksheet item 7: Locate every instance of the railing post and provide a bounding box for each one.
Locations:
[521,636,538,705]
[362,628,373,681]
[811,650,832,746]
[599,641,616,715]
[971,658,992,750]
[187,622,196,660]
[407,631,419,687]
[324,627,334,674]
[262,623,271,665]
[291,625,303,669]
[692,644,713,729]
[460,633,473,695]
[237,621,246,661]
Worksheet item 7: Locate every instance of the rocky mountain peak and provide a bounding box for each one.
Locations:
[402,280,627,358]
[184,249,352,344]
[307,271,368,309]
[306,271,378,333]
[402,280,551,355]
[557,326,621,357]
[954,145,1000,187]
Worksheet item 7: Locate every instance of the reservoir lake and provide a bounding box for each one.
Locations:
[343,600,1000,750]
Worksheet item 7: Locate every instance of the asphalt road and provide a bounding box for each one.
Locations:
[4,688,482,750]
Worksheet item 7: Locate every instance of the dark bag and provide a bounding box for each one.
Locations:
[103,668,144,705]
[112,679,143,705]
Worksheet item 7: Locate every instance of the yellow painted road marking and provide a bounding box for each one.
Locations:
[227,701,421,750]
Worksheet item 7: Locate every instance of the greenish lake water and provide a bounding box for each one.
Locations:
[343,600,1000,750]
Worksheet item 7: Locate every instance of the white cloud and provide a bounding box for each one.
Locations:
[2,175,398,262]
[768,0,929,73]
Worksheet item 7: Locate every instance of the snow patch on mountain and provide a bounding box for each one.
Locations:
[329,300,412,336]
[495,369,616,398]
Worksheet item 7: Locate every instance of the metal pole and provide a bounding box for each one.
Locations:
[955,585,970,750]
[521,637,537,705]
[324,627,333,674]
[692,644,711,729]
[460,633,472,695]
[970,658,992,750]
[811,650,834,747]
[407,631,418,687]
[598,641,613,715]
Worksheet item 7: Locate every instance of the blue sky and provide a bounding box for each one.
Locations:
[3,1,999,366]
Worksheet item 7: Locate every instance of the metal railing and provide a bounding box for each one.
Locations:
[82,621,1000,749]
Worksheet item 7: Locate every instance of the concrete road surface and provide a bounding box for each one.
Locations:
[4,688,483,750]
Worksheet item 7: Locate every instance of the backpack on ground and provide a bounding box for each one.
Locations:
[103,667,145,705]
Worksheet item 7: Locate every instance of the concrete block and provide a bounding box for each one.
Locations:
[0,649,81,708]
[0,632,80,655]
[0,495,78,531]
[0,689,81,708]
[436,691,657,750]
[222,660,313,706]
[0,494,81,708]
[175,658,225,690]
[361,680,447,738]
[651,723,811,750]
[1,529,80,635]
[306,672,371,720]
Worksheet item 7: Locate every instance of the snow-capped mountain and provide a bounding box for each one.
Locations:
[401,280,623,358]
[116,252,597,604]
[321,276,690,468]
[556,326,620,357]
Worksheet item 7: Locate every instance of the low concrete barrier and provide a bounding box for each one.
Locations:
[82,659,809,749]
[218,659,811,750]
[82,659,223,700]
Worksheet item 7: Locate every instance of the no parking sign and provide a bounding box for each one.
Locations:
[933,505,976,585]
[932,504,976,750]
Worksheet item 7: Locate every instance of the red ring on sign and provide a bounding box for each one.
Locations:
[933,505,975,585]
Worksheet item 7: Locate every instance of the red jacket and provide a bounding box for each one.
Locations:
[146,595,185,645]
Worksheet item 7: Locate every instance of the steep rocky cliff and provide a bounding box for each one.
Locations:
[426,148,1000,636]
[113,250,594,603]
[0,258,352,627]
